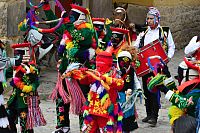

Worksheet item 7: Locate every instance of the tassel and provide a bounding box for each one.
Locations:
[50,73,70,104]
[26,95,46,129]
[65,78,86,115]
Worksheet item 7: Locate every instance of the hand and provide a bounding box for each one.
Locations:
[147,74,166,93]
[41,0,49,4]
[66,63,81,72]
[162,65,171,78]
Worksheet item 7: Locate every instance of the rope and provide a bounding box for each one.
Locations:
[121,90,146,114]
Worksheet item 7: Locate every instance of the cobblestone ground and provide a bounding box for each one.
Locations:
[12,49,184,133]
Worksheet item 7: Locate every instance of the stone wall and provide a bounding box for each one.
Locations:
[127,4,147,26]
[157,5,200,49]
[0,0,26,56]
[89,0,113,18]
[153,0,200,49]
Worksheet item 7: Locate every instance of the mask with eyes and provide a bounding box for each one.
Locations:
[118,57,131,75]
[93,24,105,37]
[69,10,81,23]
[110,27,129,49]
[111,33,124,48]
[69,4,89,24]
[117,51,132,75]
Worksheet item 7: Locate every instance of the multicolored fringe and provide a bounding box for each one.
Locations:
[50,73,70,104]
[106,103,123,133]
[196,98,200,133]
[26,95,46,129]
[65,78,86,115]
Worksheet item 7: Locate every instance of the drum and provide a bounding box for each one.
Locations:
[135,39,169,77]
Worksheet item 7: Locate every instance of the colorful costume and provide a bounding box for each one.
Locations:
[117,50,142,132]
[133,7,175,127]
[44,3,96,133]
[0,40,19,132]
[7,61,46,133]
[177,35,200,85]
[106,27,129,61]
[147,60,200,130]
[92,18,112,53]
[78,51,124,133]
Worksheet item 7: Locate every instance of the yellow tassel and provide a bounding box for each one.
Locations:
[168,105,185,125]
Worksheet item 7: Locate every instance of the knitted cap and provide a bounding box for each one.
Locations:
[96,51,113,64]
[147,7,160,19]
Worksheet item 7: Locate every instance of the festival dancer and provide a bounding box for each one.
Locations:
[176,35,200,85]
[116,47,142,133]
[0,40,21,133]
[6,48,46,133]
[64,51,124,133]
[106,27,129,58]
[43,2,96,133]
[147,59,200,132]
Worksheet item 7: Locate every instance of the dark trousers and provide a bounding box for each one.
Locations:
[142,72,160,120]
[56,79,70,128]
[7,107,34,133]
[56,80,90,129]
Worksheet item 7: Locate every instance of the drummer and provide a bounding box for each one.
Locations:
[133,7,175,127]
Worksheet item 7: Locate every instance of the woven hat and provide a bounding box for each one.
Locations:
[70,4,89,15]
[92,18,105,25]
[110,27,129,34]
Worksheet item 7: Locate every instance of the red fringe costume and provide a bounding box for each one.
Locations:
[72,51,125,133]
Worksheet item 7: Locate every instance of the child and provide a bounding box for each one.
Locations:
[117,47,142,133]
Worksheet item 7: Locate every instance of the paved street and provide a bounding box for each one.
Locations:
[14,49,184,133]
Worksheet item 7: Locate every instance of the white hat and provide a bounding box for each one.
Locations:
[117,51,132,60]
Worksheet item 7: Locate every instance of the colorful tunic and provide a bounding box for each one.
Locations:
[7,63,46,133]
[82,69,124,133]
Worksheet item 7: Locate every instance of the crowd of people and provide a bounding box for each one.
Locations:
[0,1,199,133]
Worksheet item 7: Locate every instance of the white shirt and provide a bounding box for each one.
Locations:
[184,36,200,56]
[134,25,175,59]
[133,72,141,90]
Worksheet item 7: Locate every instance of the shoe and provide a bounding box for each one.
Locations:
[52,127,70,133]
[148,118,157,127]
[142,116,151,123]
[39,44,53,60]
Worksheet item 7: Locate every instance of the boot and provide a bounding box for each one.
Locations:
[142,116,151,123]
[148,118,157,127]
[52,127,70,133]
